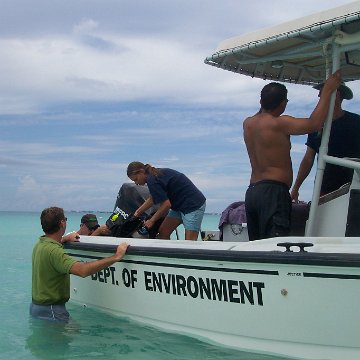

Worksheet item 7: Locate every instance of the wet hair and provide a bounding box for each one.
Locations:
[40,207,65,234]
[127,161,162,178]
[260,82,288,110]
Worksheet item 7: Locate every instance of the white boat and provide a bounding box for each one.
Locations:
[66,3,360,359]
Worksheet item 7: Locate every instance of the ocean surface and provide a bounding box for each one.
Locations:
[0,211,294,360]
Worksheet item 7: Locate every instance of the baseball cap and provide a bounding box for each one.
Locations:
[81,214,99,230]
[313,82,353,100]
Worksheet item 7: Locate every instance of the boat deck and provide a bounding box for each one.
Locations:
[73,235,360,253]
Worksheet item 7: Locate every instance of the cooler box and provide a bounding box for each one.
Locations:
[219,201,309,241]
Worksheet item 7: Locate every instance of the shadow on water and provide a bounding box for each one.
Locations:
[26,303,293,360]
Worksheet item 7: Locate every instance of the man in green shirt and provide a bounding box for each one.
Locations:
[30,206,128,322]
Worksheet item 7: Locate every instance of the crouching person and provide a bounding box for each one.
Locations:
[30,206,128,322]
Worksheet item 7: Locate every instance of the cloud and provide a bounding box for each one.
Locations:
[0,0,358,213]
[1,1,357,115]
[0,34,251,113]
[73,18,120,52]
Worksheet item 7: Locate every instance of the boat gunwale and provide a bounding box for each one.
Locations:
[65,241,360,268]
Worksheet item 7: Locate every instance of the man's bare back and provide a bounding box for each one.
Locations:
[244,112,293,187]
[244,71,342,188]
[243,72,341,241]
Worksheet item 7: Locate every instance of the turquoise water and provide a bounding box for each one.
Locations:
[0,211,292,359]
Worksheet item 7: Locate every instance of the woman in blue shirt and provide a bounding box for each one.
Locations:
[127,161,206,240]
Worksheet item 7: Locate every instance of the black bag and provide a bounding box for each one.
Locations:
[113,183,159,216]
[106,182,164,238]
[106,212,163,238]
[106,212,143,238]
[105,183,153,238]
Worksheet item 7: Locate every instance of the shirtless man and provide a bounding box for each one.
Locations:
[243,71,341,241]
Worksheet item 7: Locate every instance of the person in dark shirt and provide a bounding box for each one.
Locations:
[127,161,206,240]
[291,82,360,200]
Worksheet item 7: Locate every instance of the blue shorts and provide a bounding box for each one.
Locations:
[168,202,206,231]
[30,302,70,322]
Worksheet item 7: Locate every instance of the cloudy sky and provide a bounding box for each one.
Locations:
[1,0,359,214]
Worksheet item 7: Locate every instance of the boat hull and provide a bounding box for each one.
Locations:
[66,237,360,360]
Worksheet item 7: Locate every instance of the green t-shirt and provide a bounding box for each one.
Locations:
[32,235,77,305]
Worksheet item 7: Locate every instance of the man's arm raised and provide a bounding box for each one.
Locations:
[280,70,342,135]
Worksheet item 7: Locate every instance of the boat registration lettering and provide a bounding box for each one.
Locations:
[90,267,265,306]
[91,266,118,285]
[91,267,138,288]
[287,272,301,277]
[143,271,264,306]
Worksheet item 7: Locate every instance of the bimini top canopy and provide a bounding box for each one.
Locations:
[205,1,360,85]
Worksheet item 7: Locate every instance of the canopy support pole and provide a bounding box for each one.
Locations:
[305,43,340,236]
